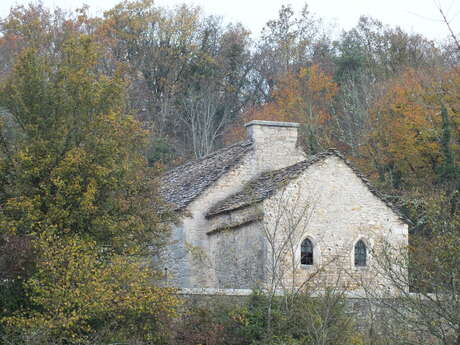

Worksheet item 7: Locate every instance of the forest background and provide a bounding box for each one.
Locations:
[0,0,458,344]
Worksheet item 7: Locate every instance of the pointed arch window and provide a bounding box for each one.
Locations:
[354,240,367,267]
[301,238,313,265]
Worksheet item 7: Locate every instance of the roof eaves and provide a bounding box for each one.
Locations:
[206,148,411,225]
[328,149,412,225]
[206,213,264,236]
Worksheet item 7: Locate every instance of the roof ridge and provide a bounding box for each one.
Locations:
[326,149,411,224]
[162,139,253,178]
[160,139,254,210]
[206,148,410,224]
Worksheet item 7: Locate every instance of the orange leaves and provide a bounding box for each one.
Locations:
[261,65,338,125]
[364,66,460,186]
[249,65,337,125]
[224,65,339,148]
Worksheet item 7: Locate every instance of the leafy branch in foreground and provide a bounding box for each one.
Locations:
[0,31,177,344]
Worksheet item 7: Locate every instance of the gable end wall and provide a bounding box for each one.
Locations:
[262,156,408,292]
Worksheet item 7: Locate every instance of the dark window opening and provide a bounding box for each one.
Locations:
[355,240,367,267]
[301,238,313,265]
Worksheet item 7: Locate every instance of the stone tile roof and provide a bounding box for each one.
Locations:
[206,149,410,224]
[160,140,253,210]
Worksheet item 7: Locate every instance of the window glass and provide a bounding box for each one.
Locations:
[301,238,313,265]
[355,240,367,267]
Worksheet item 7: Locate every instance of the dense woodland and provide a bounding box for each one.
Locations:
[0,1,458,344]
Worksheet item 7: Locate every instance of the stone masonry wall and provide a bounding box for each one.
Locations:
[161,122,408,292]
[262,155,408,294]
[209,221,266,289]
[161,121,306,288]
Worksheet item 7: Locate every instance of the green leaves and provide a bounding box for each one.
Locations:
[4,233,179,343]
[0,21,176,343]
[0,33,164,249]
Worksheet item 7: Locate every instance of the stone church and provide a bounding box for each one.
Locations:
[159,121,409,293]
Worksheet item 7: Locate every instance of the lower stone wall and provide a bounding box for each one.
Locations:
[176,288,405,332]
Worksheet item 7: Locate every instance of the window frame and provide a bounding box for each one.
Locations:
[354,239,368,268]
[300,238,314,266]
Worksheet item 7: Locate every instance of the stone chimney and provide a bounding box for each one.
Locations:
[245,120,306,173]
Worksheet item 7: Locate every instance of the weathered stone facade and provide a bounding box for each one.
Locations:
[261,156,408,293]
[159,121,409,293]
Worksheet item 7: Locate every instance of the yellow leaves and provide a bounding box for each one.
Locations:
[1,234,180,341]
[0,21,169,257]
[0,5,177,343]
[81,178,97,212]
[364,66,460,185]
[244,64,338,127]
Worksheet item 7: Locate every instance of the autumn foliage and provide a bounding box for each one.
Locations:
[0,1,459,344]
[4,234,178,343]
[225,65,338,152]
[0,11,178,344]
[360,67,460,188]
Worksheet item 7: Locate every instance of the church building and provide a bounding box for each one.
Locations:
[159,121,409,293]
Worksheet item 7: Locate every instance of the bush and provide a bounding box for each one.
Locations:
[171,289,359,345]
[1,235,180,345]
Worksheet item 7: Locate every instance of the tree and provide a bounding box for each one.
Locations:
[227,65,338,153]
[261,185,318,298]
[434,1,460,53]
[253,4,326,97]
[332,16,443,157]
[360,66,459,189]
[100,0,255,159]
[0,36,169,250]
[0,29,176,343]
[336,16,439,80]
[3,234,179,344]
[0,3,96,80]
[361,197,460,345]
[256,181,359,343]
[437,103,460,191]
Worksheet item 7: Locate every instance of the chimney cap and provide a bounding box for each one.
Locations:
[244,120,300,128]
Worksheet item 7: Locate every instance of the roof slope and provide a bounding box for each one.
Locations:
[206,149,408,223]
[160,140,253,210]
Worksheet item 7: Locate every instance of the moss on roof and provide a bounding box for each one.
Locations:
[160,140,253,210]
[205,149,410,224]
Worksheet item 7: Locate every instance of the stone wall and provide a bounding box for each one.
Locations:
[177,290,400,333]
[245,120,304,174]
[262,155,408,293]
[160,122,408,292]
[161,121,305,288]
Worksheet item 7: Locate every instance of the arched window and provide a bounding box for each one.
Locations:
[354,240,367,267]
[301,238,313,265]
